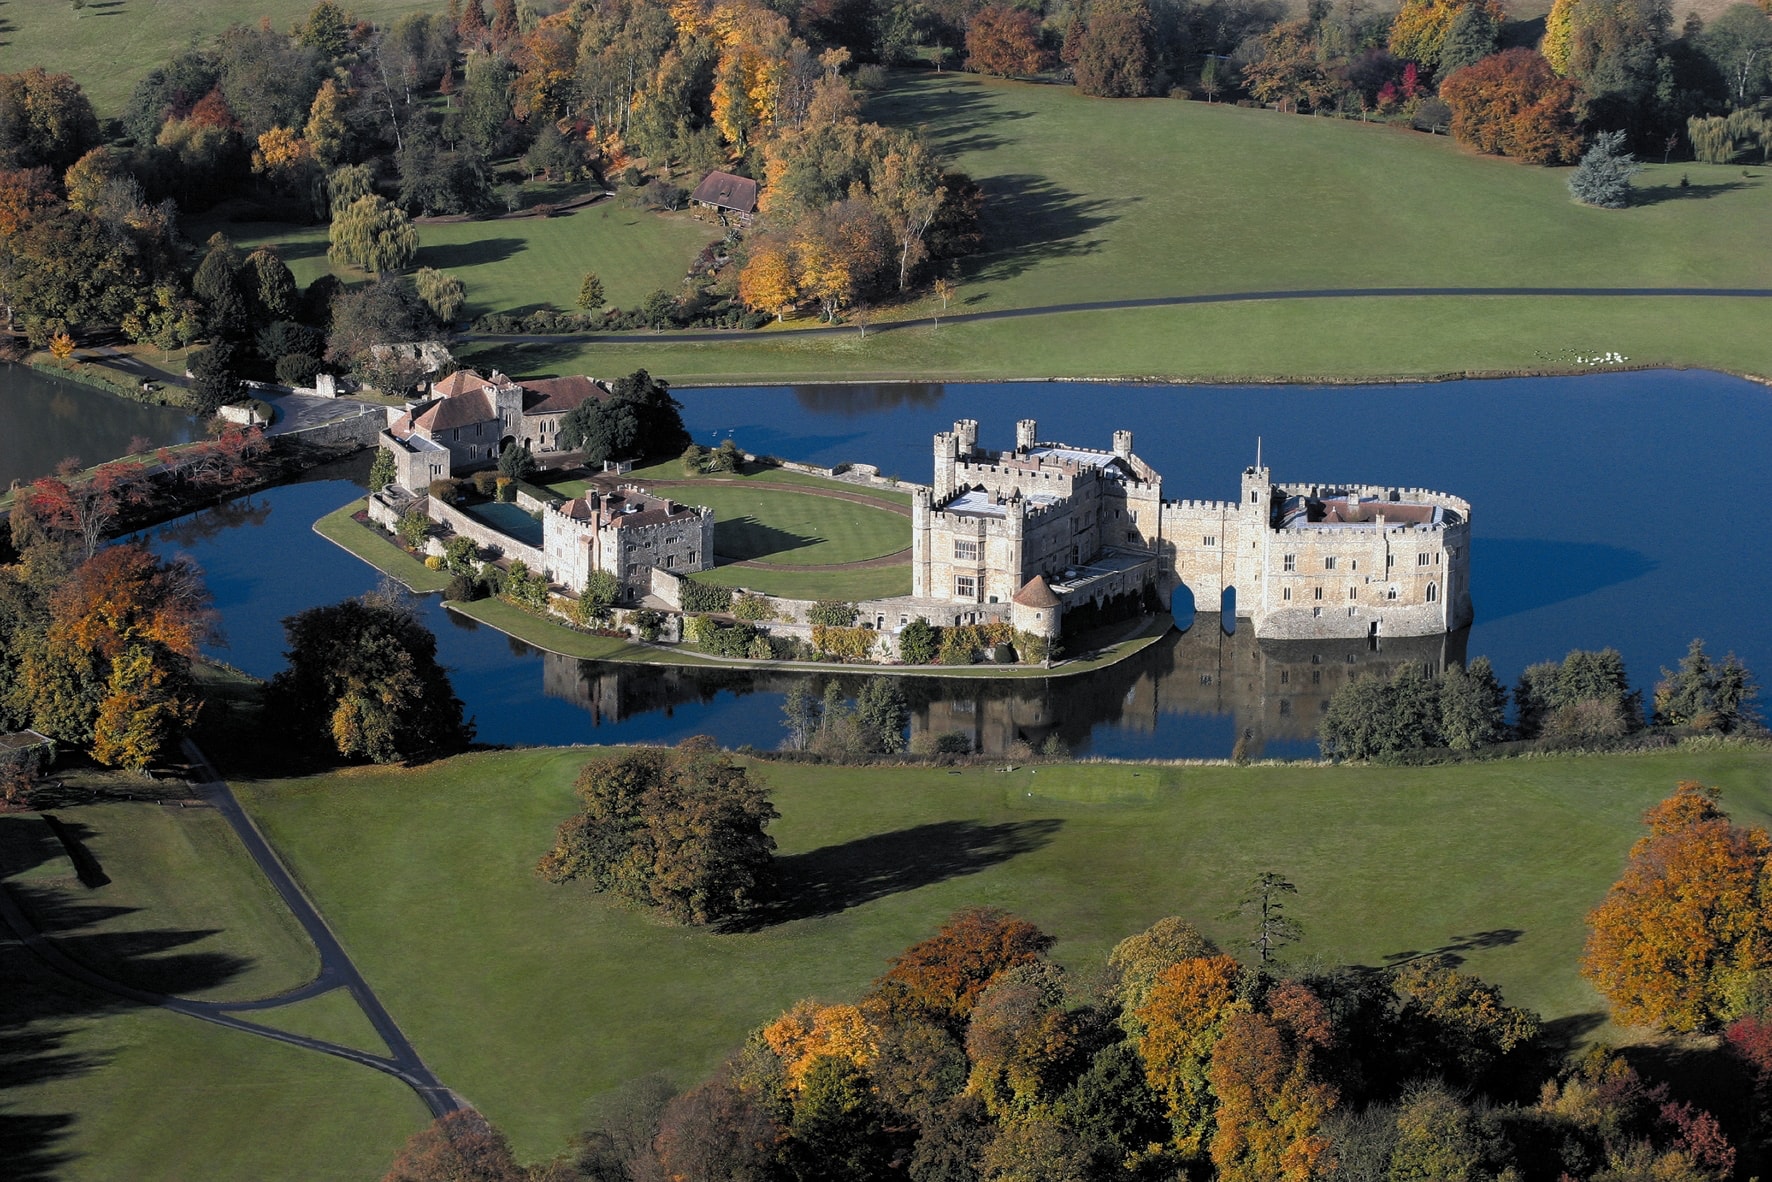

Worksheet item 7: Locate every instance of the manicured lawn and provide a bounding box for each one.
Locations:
[691,560,911,600]
[0,801,426,1180]
[465,293,1772,384]
[208,204,719,318]
[314,501,448,594]
[237,745,1772,1163]
[624,460,917,508]
[1,0,438,114]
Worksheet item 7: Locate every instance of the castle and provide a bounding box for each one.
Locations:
[912,419,1471,641]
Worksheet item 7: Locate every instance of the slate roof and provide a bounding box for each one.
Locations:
[690,170,759,214]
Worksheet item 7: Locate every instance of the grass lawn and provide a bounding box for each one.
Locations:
[465,293,1772,384]
[624,459,917,508]
[314,500,448,594]
[207,204,719,319]
[237,744,1772,1163]
[1,0,438,114]
[0,801,427,1180]
[689,561,911,600]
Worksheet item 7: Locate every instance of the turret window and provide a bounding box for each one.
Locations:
[1324,556,1336,570]
[1283,553,1296,572]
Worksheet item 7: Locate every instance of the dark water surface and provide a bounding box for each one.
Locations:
[0,363,198,486]
[130,370,1770,759]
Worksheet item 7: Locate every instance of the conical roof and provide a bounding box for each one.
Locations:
[1011,575,1061,609]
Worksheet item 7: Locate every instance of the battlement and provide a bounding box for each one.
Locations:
[1161,498,1238,513]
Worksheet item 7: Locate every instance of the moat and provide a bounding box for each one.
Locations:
[29,367,1741,760]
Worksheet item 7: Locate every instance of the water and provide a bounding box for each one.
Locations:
[120,370,1772,760]
[0,363,199,487]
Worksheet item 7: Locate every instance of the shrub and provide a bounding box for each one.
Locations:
[686,614,761,658]
[733,593,774,621]
[471,470,500,497]
[495,476,514,502]
[680,443,707,474]
[396,510,431,549]
[681,579,735,613]
[813,624,877,661]
[1014,630,1051,665]
[443,535,480,576]
[276,353,323,387]
[911,730,973,756]
[899,618,940,664]
[444,573,480,601]
[428,477,462,503]
[807,600,858,628]
[424,554,443,571]
[630,608,664,641]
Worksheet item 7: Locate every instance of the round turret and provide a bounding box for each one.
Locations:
[1010,575,1062,638]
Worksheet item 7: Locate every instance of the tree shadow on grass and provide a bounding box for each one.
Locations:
[1,820,252,1181]
[1633,180,1751,206]
[1378,927,1525,969]
[968,174,1126,286]
[864,81,1037,158]
[732,818,1065,930]
[416,237,527,271]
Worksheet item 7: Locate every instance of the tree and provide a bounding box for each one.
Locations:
[577,271,605,312]
[1110,916,1218,1030]
[1235,870,1302,967]
[368,447,397,492]
[575,570,621,625]
[1388,0,1505,76]
[855,678,908,753]
[325,277,439,387]
[782,685,823,750]
[536,740,778,925]
[1134,953,1247,1157]
[0,68,100,173]
[47,331,75,366]
[17,463,145,561]
[738,238,800,321]
[1439,3,1502,76]
[1583,782,1772,1032]
[414,267,466,325]
[1243,20,1334,113]
[1570,129,1644,207]
[243,247,299,326]
[1207,981,1339,1182]
[870,907,1054,1031]
[1440,49,1587,164]
[382,1109,525,1182]
[785,1055,893,1182]
[187,341,244,417]
[899,617,939,664]
[1702,4,1772,108]
[12,544,210,770]
[1439,657,1508,750]
[557,369,689,462]
[266,591,474,764]
[1655,638,1760,732]
[497,441,535,482]
[1069,0,1156,97]
[1389,958,1542,1090]
[328,194,420,275]
[966,6,1053,77]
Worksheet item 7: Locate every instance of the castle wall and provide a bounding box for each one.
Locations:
[543,510,596,593]
[600,508,714,599]
[379,430,449,492]
[426,498,547,572]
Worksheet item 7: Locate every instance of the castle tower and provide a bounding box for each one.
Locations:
[1015,419,1038,452]
[954,419,979,457]
[1113,430,1133,461]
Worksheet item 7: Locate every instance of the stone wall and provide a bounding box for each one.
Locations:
[281,409,384,450]
[649,568,685,609]
[427,498,546,572]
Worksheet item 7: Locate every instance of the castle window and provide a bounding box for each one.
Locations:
[627,564,639,576]
[1203,535,1216,547]
[1324,556,1336,570]
[1314,586,1323,600]
[956,575,976,599]
[1349,587,1357,600]
[1418,552,1431,566]
[1251,491,1258,503]
[1282,587,1292,601]
[1200,674,1212,685]
[1313,607,1323,618]
[1387,586,1399,600]
[665,554,677,568]
[1386,553,1396,568]
[1350,559,1358,571]
[1279,699,1291,715]
[1280,670,1290,684]
[1283,553,1296,572]
[1312,670,1321,684]
[953,539,979,561]
[1427,582,1438,603]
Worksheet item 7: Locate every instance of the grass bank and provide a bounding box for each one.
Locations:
[237,745,1772,1162]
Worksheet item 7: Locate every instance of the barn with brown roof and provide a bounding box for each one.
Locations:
[690,170,759,224]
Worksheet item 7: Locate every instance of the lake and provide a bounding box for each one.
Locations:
[110,368,1771,760]
[0,363,198,487]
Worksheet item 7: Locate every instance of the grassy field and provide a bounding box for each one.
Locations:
[236,744,1772,1163]
[0,0,438,114]
[212,204,719,319]
[0,802,426,1179]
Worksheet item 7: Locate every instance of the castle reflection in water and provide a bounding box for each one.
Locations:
[539,618,1469,760]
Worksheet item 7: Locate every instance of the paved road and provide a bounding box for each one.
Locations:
[469,284,1772,347]
[0,744,458,1119]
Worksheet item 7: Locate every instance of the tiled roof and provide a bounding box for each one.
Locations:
[689,170,759,213]
[520,375,607,416]
[1012,576,1061,609]
[433,369,490,398]
[414,389,497,433]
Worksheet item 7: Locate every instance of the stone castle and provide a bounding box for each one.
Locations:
[912,419,1471,641]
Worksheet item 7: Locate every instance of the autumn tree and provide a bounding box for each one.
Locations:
[12,544,210,770]
[576,271,605,312]
[1243,20,1335,112]
[537,739,777,926]
[762,1000,882,1090]
[966,6,1053,77]
[1388,0,1507,76]
[870,907,1055,1032]
[1583,782,1772,1031]
[266,591,474,764]
[1389,957,1542,1091]
[964,960,1085,1117]
[382,1109,525,1182]
[1134,953,1247,1158]
[1207,980,1339,1182]
[17,463,145,561]
[1068,0,1156,97]
[739,238,800,320]
[1108,916,1217,1033]
[1440,49,1586,163]
[0,68,100,173]
[328,194,420,275]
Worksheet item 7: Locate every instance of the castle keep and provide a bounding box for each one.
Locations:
[912,420,1471,640]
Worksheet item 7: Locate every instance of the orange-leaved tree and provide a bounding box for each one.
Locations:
[761,999,881,1090]
[1582,781,1772,1032]
[1207,980,1339,1182]
[738,237,799,321]
[965,5,1053,78]
[1439,48,1585,164]
[868,907,1053,1032]
[1134,953,1248,1159]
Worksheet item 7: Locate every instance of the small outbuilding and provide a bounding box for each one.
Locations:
[689,170,759,225]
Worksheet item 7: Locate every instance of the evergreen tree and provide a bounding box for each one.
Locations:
[1439,2,1500,76]
[1656,638,1761,732]
[187,341,242,416]
[1569,129,1643,208]
[1440,656,1508,750]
